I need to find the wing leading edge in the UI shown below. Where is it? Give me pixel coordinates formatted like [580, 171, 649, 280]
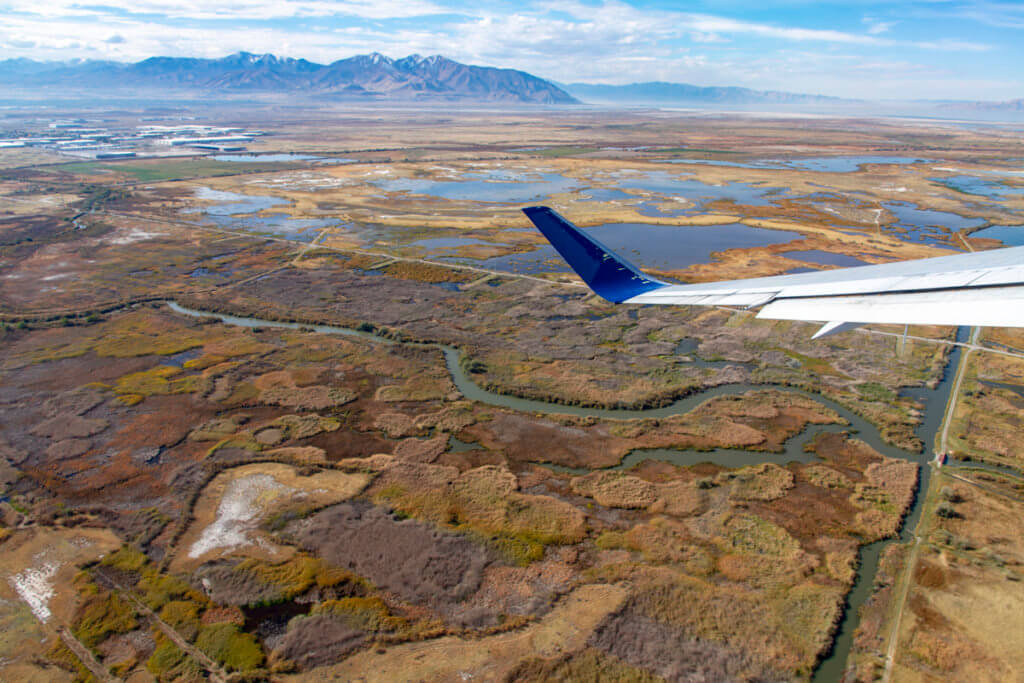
[522, 206, 1024, 337]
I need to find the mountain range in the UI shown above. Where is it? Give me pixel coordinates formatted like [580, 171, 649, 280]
[562, 81, 847, 106]
[0, 52, 578, 104]
[2, 52, 1021, 113]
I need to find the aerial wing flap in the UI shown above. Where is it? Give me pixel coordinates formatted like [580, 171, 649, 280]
[629, 290, 778, 307]
[970, 265, 1024, 287]
[758, 285, 1024, 328]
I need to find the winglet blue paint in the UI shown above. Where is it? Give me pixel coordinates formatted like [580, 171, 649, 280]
[522, 206, 665, 303]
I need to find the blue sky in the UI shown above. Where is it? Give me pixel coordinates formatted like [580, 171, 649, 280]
[2, 0, 1022, 100]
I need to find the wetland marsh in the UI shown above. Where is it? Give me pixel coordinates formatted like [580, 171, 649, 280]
[2, 105, 1024, 682]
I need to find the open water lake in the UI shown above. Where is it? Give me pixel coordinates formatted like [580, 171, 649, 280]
[662, 155, 934, 173]
[446, 221, 804, 274]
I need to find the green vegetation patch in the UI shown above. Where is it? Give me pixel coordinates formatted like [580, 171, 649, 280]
[114, 365, 198, 403]
[72, 580, 138, 649]
[857, 382, 898, 403]
[195, 623, 264, 672]
[101, 544, 149, 573]
[147, 632, 204, 680]
[723, 513, 802, 558]
[373, 464, 586, 565]
[47, 639, 96, 681]
[56, 159, 294, 182]
[137, 566, 207, 612]
[159, 600, 201, 641]
[313, 596, 402, 632]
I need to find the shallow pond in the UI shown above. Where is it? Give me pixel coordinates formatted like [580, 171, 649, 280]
[371, 169, 582, 203]
[187, 187, 289, 215]
[611, 170, 785, 210]
[661, 155, 933, 173]
[934, 174, 1024, 200]
[972, 224, 1024, 245]
[409, 236, 493, 251]
[782, 249, 869, 267]
[183, 186, 338, 241]
[448, 221, 803, 274]
[883, 201, 979, 248]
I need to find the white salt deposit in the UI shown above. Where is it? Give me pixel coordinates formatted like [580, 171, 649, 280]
[108, 229, 164, 244]
[188, 473, 290, 559]
[9, 560, 60, 622]
[192, 187, 250, 201]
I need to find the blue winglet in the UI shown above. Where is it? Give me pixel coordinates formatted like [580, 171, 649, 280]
[522, 206, 666, 303]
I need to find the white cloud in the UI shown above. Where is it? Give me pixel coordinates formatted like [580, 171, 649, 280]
[6, 0, 449, 21]
[864, 19, 895, 35]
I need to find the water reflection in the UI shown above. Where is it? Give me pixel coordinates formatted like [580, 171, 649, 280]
[883, 201, 978, 248]
[371, 169, 582, 203]
[445, 222, 803, 274]
[183, 187, 338, 242]
[782, 249, 869, 267]
[661, 156, 933, 173]
[972, 225, 1024, 245]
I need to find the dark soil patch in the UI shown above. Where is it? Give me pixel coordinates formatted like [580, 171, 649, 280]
[288, 500, 493, 612]
[464, 413, 621, 468]
[273, 613, 366, 670]
[243, 600, 312, 650]
[590, 601, 787, 682]
[312, 426, 392, 461]
[45, 438, 93, 460]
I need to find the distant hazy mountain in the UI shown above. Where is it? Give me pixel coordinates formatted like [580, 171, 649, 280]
[564, 81, 848, 106]
[0, 52, 578, 104]
[952, 98, 1024, 112]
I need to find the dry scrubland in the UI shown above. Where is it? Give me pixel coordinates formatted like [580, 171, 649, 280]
[948, 330, 1024, 470]
[849, 470, 1024, 681]
[0, 105, 1022, 681]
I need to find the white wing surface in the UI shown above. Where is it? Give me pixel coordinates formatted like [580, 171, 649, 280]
[523, 206, 1024, 338]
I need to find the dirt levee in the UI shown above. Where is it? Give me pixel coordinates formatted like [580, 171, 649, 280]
[289, 501, 492, 609]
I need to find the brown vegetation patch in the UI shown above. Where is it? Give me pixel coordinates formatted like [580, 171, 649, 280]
[803, 464, 852, 489]
[301, 583, 628, 681]
[591, 601, 786, 682]
[30, 415, 108, 440]
[374, 411, 419, 438]
[726, 463, 795, 501]
[367, 461, 587, 555]
[393, 435, 447, 463]
[571, 471, 657, 509]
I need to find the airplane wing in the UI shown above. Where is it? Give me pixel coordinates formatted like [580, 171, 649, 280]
[523, 206, 1024, 338]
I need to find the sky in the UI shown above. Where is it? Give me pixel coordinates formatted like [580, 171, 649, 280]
[2, 0, 1023, 101]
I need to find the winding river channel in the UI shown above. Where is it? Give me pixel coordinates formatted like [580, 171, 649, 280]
[166, 300, 963, 679]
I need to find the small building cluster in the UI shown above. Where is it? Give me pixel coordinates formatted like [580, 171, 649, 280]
[0, 118, 266, 159]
